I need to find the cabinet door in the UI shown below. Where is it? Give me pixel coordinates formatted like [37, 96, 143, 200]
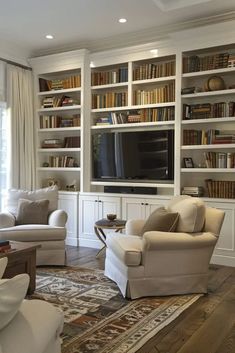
[206, 200, 235, 267]
[79, 195, 99, 247]
[122, 197, 145, 220]
[98, 196, 121, 219]
[145, 198, 168, 218]
[58, 192, 79, 246]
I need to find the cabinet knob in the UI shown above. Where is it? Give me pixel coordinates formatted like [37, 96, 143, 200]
[145, 203, 149, 206]
[99, 200, 102, 203]
[141, 202, 144, 205]
[95, 200, 98, 202]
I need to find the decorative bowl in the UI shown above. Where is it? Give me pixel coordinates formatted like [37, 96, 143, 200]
[107, 214, 117, 221]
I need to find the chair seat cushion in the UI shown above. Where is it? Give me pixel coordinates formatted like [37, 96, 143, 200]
[106, 234, 142, 266]
[0, 225, 66, 242]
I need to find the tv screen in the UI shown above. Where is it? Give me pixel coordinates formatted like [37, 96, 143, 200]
[92, 130, 174, 182]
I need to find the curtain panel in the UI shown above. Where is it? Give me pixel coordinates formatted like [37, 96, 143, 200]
[7, 64, 36, 189]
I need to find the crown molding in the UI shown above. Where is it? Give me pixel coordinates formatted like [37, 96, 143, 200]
[30, 11, 235, 58]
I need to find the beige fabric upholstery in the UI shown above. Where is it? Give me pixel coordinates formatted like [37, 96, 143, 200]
[105, 196, 225, 299]
[0, 187, 67, 266]
[125, 219, 145, 236]
[167, 195, 206, 232]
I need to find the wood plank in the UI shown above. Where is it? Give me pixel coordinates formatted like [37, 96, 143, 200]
[215, 323, 235, 353]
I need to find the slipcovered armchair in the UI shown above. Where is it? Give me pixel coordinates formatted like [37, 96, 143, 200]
[0, 186, 67, 266]
[0, 257, 64, 353]
[105, 196, 225, 299]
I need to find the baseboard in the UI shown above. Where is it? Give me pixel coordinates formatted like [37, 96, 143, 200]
[78, 238, 102, 249]
[211, 254, 235, 267]
[66, 237, 78, 246]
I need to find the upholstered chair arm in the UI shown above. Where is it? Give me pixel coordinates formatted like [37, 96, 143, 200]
[0, 212, 15, 229]
[125, 219, 145, 236]
[0, 257, 8, 279]
[48, 210, 68, 227]
[142, 231, 218, 252]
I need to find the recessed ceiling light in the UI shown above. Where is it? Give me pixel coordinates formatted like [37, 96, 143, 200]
[90, 62, 95, 68]
[46, 34, 54, 39]
[118, 18, 127, 23]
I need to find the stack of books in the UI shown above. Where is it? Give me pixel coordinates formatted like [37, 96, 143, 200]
[0, 240, 11, 252]
[182, 186, 204, 197]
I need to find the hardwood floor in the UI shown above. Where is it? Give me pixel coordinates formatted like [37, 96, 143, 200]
[66, 245, 235, 353]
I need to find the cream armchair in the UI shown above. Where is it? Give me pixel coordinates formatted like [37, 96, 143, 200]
[105, 196, 225, 299]
[0, 187, 67, 266]
[0, 258, 64, 353]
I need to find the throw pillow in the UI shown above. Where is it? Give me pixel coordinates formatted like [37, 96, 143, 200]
[0, 257, 8, 279]
[140, 207, 179, 236]
[16, 198, 49, 225]
[6, 185, 58, 216]
[167, 196, 206, 233]
[0, 273, 29, 330]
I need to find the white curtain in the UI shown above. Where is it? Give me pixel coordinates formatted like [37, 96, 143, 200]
[7, 64, 36, 190]
[0, 61, 7, 210]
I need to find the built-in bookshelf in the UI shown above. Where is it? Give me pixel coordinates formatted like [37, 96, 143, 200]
[181, 44, 235, 199]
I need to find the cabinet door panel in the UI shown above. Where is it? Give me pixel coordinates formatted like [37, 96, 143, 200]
[79, 196, 99, 240]
[99, 196, 121, 219]
[58, 193, 78, 246]
[145, 199, 168, 218]
[122, 198, 145, 220]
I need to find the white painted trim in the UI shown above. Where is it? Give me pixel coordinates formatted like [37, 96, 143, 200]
[211, 254, 235, 267]
[79, 238, 102, 249]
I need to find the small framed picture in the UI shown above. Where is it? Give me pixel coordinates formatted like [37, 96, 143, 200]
[183, 157, 194, 168]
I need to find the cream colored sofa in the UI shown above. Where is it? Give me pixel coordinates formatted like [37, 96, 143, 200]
[0, 187, 67, 266]
[0, 258, 64, 353]
[105, 196, 225, 299]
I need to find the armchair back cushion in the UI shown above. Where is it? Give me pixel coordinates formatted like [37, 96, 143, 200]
[167, 196, 206, 233]
[16, 199, 49, 225]
[0, 273, 29, 330]
[6, 186, 58, 216]
[140, 207, 179, 236]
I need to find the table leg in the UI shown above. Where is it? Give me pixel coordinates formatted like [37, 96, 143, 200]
[94, 227, 107, 258]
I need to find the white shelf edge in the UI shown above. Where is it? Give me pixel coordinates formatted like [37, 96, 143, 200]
[181, 117, 235, 124]
[132, 76, 176, 85]
[181, 144, 235, 150]
[38, 148, 81, 152]
[181, 168, 235, 173]
[182, 67, 235, 78]
[91, 121, 175, 130]
[38, 87, 81, 96]
[38, 127, 81, 132]
[92, 102, 175, 112]
[37, 167, 81, 171]
[91, 82, 128, 89]
[90, 181, 175, 188]
[182, 88, 235, 98]
[37, 105, 81, 113]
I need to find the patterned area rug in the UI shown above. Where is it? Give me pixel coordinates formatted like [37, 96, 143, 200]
[34, 267, 201, 353]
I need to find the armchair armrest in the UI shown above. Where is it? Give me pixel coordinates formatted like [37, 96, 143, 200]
[143, 231, 218, 251]
[0, 212, 15, 229]
[48, 210, 68, 227]
[125, 219, 145, 236]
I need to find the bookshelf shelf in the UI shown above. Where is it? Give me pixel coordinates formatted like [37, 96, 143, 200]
[38, 148, 81, 152]
[181, 144, 235, 150]
[37, 167, 81, 172]
[91, 121, 175, 130]
[181, 168, 235, 173]
[132, 76, 176, 85]
[38, 87, 81, 96]
[38, 127, 81, 132]
[91, 82, 128, 89]
[182, 67, 235, 78]
[91, 102, 175, 113]
[181, 117, 235, 125]
[182, 88, 235, 98]
[37, 105, 81, 113]
[90, 181, 175, 188]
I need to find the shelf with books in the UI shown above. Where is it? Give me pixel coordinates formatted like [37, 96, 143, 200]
[132, 55, 176, 81]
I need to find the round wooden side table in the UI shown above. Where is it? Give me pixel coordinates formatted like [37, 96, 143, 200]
[94, 218, 126, 258]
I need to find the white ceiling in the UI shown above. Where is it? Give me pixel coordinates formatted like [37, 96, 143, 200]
[0, 0, 235, 57]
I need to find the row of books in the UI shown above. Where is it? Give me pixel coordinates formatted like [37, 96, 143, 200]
[205, 179, 235, 199]
[39, 115, 80, 129]
[41, 96, 80, 109]
[204, 152, 235, 168]
[41, 136, 80, 148]
[0, 240, 11, 253]
[183, 102, 235, 120]
[95, 107, 175, 125]
[183, 129, 235, 145]
[91, 67, 128, 86]
[132, 61, 175, 81]
[39, 76, 81, 92]
[92, 92, 128, 109]
[133, 82, 175, 105]
[183, 52, 230, 73]
[46, 156, 78, 168]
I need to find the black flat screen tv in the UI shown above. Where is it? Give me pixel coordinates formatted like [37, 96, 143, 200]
[92, 130, 174, 182]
